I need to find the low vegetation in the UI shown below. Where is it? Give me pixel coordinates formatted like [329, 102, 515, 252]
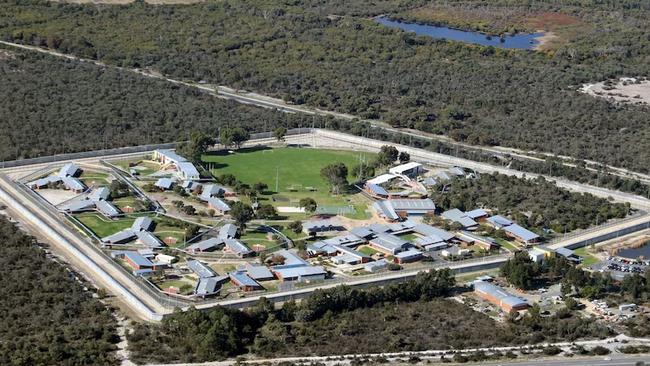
[0, 217, 118, 366]
[128, 269, 455, 363]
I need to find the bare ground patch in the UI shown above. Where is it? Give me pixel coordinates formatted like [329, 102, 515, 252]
[580, 77, 650, 106]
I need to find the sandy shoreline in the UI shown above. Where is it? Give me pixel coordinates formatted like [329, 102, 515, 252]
[534, 31, 558, 50]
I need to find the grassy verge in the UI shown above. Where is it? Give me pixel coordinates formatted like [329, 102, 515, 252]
[574, 246, 600, 267]
[495, 238, 519, 252]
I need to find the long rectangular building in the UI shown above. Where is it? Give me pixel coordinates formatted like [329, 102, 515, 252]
[373, 199, 436, 221]
[369, 233, 410, 255]
[474, 281, 529, 313]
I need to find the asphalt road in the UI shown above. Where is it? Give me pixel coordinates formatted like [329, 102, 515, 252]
[475, 355, 649, 366]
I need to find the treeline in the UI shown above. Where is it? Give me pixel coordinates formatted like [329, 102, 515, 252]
[431, 172, 630, 233]
[1, 0, 649, 172]
[0, 47, 323, 161]
[347, 122, 650, 198]
[128, 264, 614, 362]
[127, 269, 455, 363]
[0, 217, 118, 366]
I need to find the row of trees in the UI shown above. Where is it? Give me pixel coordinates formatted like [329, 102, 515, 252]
[128, 261, 617, 362]
[319, 145, 411, 192]
[2, 43, 648, 201]
[128, 268, 455, 363]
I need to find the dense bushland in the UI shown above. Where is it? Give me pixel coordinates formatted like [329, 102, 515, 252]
[0, 217, 118, 366]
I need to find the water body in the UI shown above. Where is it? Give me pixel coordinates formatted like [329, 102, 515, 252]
[376, 17, 543, 50]
[618, 244, 650, 260]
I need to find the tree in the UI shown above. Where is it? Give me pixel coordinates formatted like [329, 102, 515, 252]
[181, 205, 196, 215]
[253, 182, 268, 194]
[109, 179, 128, 199]
[256, 204, 277, 219]
[377, 145, 399, 166]
[230, 201, 254, 228]
[564, 296, 578, 310]
[298, 197, 317, 213]
[351, 163, 375, 181]
[399, 151, 410, 163]
[185, 224, 200, 238]
[320, 163, 349, 194]
[500, 251, 540, 290]
[178, 131, 213, 163]
[220, 127, 250, 149]
[288, 220, 303, 234]
[273, 127, 287, 142]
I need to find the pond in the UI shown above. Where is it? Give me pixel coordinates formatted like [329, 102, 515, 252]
[617, 243, 650, 260]
[375, 17, 543, 50]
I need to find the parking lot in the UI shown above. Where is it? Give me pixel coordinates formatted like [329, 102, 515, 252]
[593, 256, 649, 280]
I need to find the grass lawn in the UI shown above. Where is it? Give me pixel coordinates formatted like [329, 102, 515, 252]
[241, 230, 275, 241]
[75, 212, 137, 237]
[495, 238, 519, 252]
[455, 269, 499, 283]
[574, 247, 600, 266]
[397, 232, 420, 242]
[203, 147, 374, 210]
[262, 280, 280, 292]
[114, 158, 161, 176]
[157, 279, 195, 295]
[75, 212, 188, 244]
[342, 194, 373, 220]
[358, 245, 380, 256]
[113, 196, 147, 211]
[154, 227, 186, 246]
[210, 263, 237, 275]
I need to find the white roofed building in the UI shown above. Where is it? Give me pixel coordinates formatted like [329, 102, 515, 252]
[152, 149, 201, 181]
[389, 162, 423, 178]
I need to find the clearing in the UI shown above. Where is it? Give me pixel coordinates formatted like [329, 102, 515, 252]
[580, 78, 650, 105]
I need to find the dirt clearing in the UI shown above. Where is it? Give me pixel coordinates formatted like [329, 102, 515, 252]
[580, 77, 650, 105]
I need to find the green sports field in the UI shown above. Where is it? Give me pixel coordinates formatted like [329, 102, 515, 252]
[204, 147, 373, 192]
[203, 147, 375, 213]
